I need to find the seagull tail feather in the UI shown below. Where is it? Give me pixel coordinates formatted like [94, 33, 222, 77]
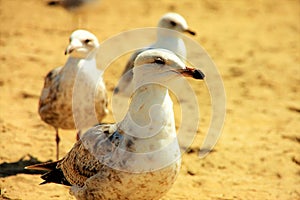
[40, 169, 72, 186]
[25, 160, 60, 171]
[26, 160, 71, 186]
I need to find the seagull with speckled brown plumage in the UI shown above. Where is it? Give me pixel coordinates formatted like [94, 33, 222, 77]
[27, 49, 205, 200]
[38, 29, 108, 160]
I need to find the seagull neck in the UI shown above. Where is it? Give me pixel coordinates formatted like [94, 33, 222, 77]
[156, 33, 181, 46]
[157, 28, 181, 39]
[67, 56, 82, 62]
[155, 31, 186, 58]
[128, 84, 170, 125]
[85, 49, 98, 60]
[64, 56, 96, 69]
[62, 57, 82, 73]
[59, 57, 97, 85]
[119, 84, 176, 141]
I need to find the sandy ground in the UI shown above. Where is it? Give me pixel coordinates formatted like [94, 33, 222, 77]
[0, 0, 300, 199]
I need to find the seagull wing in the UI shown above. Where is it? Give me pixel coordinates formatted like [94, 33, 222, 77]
[26, 123, 122, 187]
[115, 47, 150, 96]
[38, 67, 62, 124]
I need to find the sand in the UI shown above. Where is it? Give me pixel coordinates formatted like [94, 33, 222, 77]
[0, 0, 299, 199]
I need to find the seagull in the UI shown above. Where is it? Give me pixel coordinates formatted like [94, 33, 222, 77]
[46, 0, 100, 28]
[27, 49, 205, 200]
[46, 0, 99, 11]
[38, 29, 108, 160]
[114, 12, 196, 96]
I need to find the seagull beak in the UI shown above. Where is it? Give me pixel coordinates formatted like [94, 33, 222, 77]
[64, 39, 83, 55]
[178, 66, 205, 79]
[184, 29, 196, 36]
[65, 46, 73, 55]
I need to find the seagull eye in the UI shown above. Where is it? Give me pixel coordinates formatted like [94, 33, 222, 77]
[170, 21, 177, 26]
[84, 39, 92, 44]
[154, 58, 165, 65]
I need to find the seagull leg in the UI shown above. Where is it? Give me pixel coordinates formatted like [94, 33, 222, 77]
[76, 130, 81, 141]
[55, 128, 60, 160]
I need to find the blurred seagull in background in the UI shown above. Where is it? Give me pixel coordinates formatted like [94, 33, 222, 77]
[46, 0, 99, 11]
[46, 0, 100, 28]
[114, 12, 196, 96]
[27, 49, 205, 200]
[38, 29, 108, 160]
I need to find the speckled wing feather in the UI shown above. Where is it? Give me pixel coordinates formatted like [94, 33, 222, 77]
[116, 48, 149, 95]
[39, 67, 62, 107]
[123, 50, 141, 76]
[27, 123, 121, 187]
[59, 123, 124, 187]
[122, 48, 150, 78]
[38, 60, 108, 130]
[38, 67, 64, 128]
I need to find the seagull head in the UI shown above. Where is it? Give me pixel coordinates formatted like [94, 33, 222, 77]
[65, 29, 100, 59]
[157, 12, 196, 36]
[133, 49, 204, 86]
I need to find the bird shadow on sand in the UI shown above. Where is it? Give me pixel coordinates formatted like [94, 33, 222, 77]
[0, 154, 51, 178]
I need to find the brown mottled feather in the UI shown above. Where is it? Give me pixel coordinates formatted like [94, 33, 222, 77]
[38, 64, 108, 130]
[27, 123, 180, 200]
[38, 67, 64, 129]
[27, 124, 116, 186]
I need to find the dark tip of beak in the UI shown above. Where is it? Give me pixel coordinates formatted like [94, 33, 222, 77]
[185, 29, 196, 36]
[65, 48, 73, 55]
[180, 67, 205, 80]
[193, 69, 205, 79]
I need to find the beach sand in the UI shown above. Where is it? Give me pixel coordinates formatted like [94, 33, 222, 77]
[0, 0, 299, 199]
